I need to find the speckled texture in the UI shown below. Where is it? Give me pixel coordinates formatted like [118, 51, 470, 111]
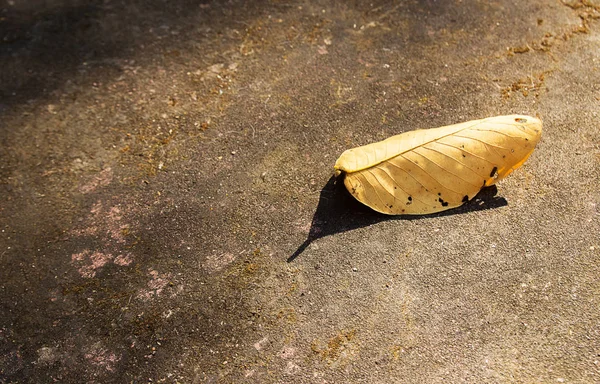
[1, 0, 599, 383]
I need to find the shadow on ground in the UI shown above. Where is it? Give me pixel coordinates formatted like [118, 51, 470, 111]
[0, 0, 273, 110]
[289, 176, 507, 261]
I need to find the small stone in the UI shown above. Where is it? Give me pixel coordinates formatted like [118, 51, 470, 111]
[352, 267, 358, 272]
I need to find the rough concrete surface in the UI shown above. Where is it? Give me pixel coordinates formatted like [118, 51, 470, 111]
[1, 0, 599, 383]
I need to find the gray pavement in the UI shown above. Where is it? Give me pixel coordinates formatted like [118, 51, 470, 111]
[1, 0, 599, 383]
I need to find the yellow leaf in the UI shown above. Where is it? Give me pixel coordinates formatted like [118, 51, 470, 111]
[334, 115, 542, 215]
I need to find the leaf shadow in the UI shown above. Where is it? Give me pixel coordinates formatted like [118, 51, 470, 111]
[288, 175, 508, 262]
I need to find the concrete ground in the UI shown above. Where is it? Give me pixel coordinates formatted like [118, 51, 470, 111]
[1, 0, 599, 383]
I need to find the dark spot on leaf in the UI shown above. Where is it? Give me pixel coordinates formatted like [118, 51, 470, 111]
[490, 166, 498, 177]
[462, 154, 466, 158]
[438, 197, 449, 207]
[437, 192, 441, 196]
[462, 195, 469, 203]
[408, 196, 412, 201]
[525, 138, 529, 141]
[502, 155, 506, 158]
[401, 209, 405, 213]
[394, 186, 397, 189]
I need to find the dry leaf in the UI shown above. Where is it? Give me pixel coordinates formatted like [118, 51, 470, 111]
[334, 115, 542, 215]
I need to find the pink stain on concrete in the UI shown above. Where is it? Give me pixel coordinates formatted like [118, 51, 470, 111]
[76, 251, 113, 278]
[85, 204, 127, 244]
[113, 253, 133, 266]
[108, 206, 122, 223]
[71, 250, 134, 278]
[147, 270, 168, 292]
[294, 219, 313, 234]
[69, 198, 137, 274]
[70, 226, 99, 237]
[107, 224, 128, 244]
[90, 251, 112, 268]
[137, 269, 172, 300]
[71, 250, 88, 262]
[203, 252, 236, 273]
[84, 343, 121, 373]
[79, 167, 113, 194]
[91, 201, 103, 215]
